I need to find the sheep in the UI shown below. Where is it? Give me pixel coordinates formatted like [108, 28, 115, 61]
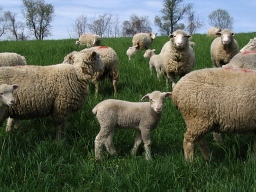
[132, 32, 157, 50]
[207, 27, 221, 37]
[75, 34, 101, 47]
[0, 49, 104, 139]
[63, 46, 119, 96]
[210, 29, 239, 67]
[126, 45, 138, 60]
[143, 49, 165, 80]
[92, 90, 172, 161]
[0, 52, 26, 66]
[161, 41, 195, 54]
[0, 84, 19, 126]
[240, 37, 256, 53]
[172, 67, 256, 161]
[161, 29, 195, 88]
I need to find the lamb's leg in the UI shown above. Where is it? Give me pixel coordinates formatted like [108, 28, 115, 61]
[95, 82, 99, 96]
[6, 118, 20, 132]
[141, 129, 152, 160]
[197, 138, 211, 161]
[94, 127, 117, 160]
[131, 130, 142, 156]
[54, 119, 67, 140]
[113, 80, 117, 97]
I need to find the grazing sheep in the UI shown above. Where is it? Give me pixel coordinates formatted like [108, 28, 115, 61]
[75, 34, 101, 47]
[64, 46, 119, 96]
[0, 52, 26, 66]
[172, 67, 256, 161]
[126, 45, 138, 60]
[162, 29, 195, 88]
[189, 41, 196, 49]
[143, 49, 166, 80]
[207, 27, 221, 37]
[93, 91, 172, 160]
[1, 50, 104, 139]
[210, 29, 239, 67]
[132, 32, 157, 50]
[0, 84, 18, 126]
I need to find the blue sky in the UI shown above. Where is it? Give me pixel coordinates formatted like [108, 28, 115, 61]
[1, 0, 256, 39]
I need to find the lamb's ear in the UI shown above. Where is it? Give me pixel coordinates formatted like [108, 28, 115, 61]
[141, 94, 149, 101]
[169, 34, 174, 38]
[12, 84, 19, 90]
[163, 92, 172, 98]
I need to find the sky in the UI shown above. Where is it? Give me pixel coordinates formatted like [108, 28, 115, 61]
[1, 0, 256, 40]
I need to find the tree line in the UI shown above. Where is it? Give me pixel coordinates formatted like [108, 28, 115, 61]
[0, 0, 234, 40]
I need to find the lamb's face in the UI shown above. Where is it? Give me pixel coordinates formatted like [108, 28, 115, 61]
[143, 49, 155, 58]
[141, 91, 172, 114]
[0, 84, 19, 107]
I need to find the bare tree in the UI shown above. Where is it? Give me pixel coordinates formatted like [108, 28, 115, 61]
[0, 7, 8, 37]
[73, 14, 87, 38]
[154, 0, 192, 35]
[88, 13, 112, 37]
[122, 14, 152, 36]
[186, 9, 204, 34]
[22, 0, 54, 40]
[112, 15, 121, 37]
[4, 11, 29, 40]
[208, 9, 233, 29]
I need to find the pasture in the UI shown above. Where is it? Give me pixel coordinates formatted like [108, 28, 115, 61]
[0, 32, 256, 190]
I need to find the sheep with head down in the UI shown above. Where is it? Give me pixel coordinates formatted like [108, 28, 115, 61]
[132, 32, 157, 50]
[0, 52, 26, 66]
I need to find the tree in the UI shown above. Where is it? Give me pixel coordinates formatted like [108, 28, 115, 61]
[4, 11, 29, 40]
[22, 0, 54, 40]
[186, 9, 204, 34]
[0, 7, 8, 37]
[208, 9, 233, 29]
[154, 0, 192, 35]
[87, 13, 112, 37]
[73, 14, 87, 38]
[122, 14, 152, 36]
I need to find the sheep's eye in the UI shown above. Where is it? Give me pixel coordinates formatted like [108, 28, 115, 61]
[0, 92, 3, 95]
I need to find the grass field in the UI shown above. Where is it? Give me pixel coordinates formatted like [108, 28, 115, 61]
[0, 32, 256, 190]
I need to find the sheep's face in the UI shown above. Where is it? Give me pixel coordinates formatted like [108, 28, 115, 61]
[216, 31, 234, 45]
[170, 32, 191, 49]
[150, 33, 157, 40]
[141, 91, 172, 114]
[240, 38, 256, 53]
[0, 84, 19, 107]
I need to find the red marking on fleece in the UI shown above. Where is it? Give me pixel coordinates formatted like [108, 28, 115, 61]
[241, 51, 256, 54]
[98, 46, 109, 49]
[223, 66, 256, 73]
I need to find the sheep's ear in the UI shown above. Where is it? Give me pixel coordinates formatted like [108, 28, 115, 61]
[186, 35, 191, 38]
[141, 94, 149, 101]
[231, 33, 234, 36]
[90, 51, 97, 59]
[169, 34, 174, 38]
[215, 32, 221, 37]
[12, 84, 19, 90]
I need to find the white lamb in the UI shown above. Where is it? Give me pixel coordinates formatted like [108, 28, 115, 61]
[210, 28, 239, 67]
[75, 34, 101, 47]
[161, 29, 195, 88]
[132, 32, 157, 50]
[92, 91, 172, 161]
[143, 49, 166, 80]
[0, 52, 26, 66]
[207, 27, 221, 37]
[126, 45, 138, 60]
[0, 84, 19, 126]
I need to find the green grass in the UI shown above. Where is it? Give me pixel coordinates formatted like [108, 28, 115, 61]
[1, 32, 256, 190]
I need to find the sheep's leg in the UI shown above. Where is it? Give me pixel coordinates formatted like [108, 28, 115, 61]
[95, 82, 99, 96]
[141, 129, 152, 160]
[55, 120, 67, 140]
[183, 133, 195, 161]
[6, 118, 20, 132]
[131, 130, 142, 156]
[212, 132, 224, 145]
[250, 134, 256, 158]
[197, 138, 211, 160]
[113, 80, 117, 97]
[149, 66, 153, 76]
[167, 72, 176, 89]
